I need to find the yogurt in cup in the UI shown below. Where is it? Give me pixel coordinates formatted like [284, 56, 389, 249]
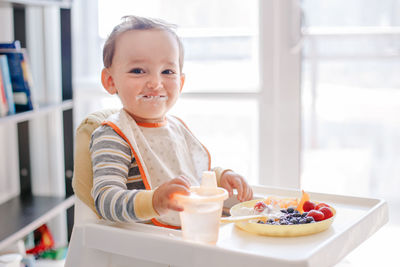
[175, 172, 228, 244]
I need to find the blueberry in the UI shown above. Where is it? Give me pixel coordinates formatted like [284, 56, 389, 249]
[287, 207, 295, 213]
[301, 212, 308, 217]
[293, 213, 301, 217]
[281, 209, 288, 213]
[306, 217, 314, 223]
[299, 219, 307, 224]
[267, 219, 274, 224]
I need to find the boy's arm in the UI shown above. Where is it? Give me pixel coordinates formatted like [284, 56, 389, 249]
[134, 190, 158, 219]
[212, 166, 232, 186]
[213, 167, 253, 201]
[90, 125, 158, 222]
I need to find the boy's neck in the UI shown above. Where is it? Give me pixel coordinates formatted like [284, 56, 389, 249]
[124, 109, 167, 125]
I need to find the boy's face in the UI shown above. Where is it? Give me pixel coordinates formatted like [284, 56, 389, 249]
[102, 29, 184, 123]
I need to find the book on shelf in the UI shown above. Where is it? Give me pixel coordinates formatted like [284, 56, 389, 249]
[0, 55, 16, 115]
[0, 40, 21, 50]
[0, 67, 9, 117]
[0, 41, 35, 113]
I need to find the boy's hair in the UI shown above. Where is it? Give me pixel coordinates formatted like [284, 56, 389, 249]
[103, 15, 184, 71]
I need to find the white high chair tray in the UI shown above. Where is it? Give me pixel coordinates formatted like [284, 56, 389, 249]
[81, 186, 388, 267]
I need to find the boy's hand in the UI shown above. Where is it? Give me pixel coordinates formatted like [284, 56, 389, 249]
[153, 176, 191, 215]
[220, 171, 253, 202]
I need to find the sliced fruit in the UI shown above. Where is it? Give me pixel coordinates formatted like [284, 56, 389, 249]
[307, 209, 325, 221]
[302, 200, 316, 212]
[296, 190, 310, 213]
[280, 198, 299, 209]
[319, 207, 334, 219]
[263, 196, 278, 206]
[254, 201, 267, 212]
[263, 196, 298, 209]
[315, 203, 330, 210]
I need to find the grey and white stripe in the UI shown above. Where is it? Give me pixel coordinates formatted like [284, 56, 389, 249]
[90, 125, 145, 222]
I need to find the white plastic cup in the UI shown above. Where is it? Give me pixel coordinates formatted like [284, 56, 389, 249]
[175, 186, 228, 244]
[0, 254, 22, 267]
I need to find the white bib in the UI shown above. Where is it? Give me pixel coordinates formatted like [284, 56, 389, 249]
[104, 109, 210, 226]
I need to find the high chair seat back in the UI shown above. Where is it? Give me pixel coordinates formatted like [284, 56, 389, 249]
[71, 109, 118, 222]
[66, 109, 168, 267]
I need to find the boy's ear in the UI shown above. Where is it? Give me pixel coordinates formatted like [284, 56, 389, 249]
[179, 73, 185, 93]
[101, 68, 117, 94]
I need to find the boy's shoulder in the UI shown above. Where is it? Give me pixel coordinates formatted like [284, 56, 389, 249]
[90, 124, 131, 153]
[91, 124, 123, 140]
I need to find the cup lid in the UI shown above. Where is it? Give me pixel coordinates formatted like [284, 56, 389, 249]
[174, 186, 228, 204]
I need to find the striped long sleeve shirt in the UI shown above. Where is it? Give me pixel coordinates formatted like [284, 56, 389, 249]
[90, 125, 157, 222]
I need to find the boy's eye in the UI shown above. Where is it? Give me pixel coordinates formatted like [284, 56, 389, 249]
[162, 69, 175, 74]
[130, 68, 144, 74]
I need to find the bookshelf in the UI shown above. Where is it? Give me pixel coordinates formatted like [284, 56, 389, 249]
[0, 0, 74, 252]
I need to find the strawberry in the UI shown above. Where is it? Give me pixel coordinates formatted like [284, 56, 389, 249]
[302, 200, 316, 212]
[319, 207, 334, 219]
[315, 203, 330, 210]
[254, 201, 267, 212]
[307, 209, 325, 221]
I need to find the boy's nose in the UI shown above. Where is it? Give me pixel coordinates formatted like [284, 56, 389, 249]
[146, 75, 163, 90]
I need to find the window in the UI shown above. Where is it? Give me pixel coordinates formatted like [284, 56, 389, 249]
[300, 0, 400, 225]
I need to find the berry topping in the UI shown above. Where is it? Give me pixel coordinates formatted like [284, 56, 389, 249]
[315, 203, 330, 210]
[305, 217, 315, 223]
[302, 200, 316, 212]
[286, 207, 295, 213]
[254, 193, 335, 226]
[254, 201, 267, 212]
[307, 210, 325, 221]
[319, 207, 334, 219]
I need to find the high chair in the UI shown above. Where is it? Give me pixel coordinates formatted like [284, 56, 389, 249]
[65, 110, 169, 267]
[63, 110, 384, 267]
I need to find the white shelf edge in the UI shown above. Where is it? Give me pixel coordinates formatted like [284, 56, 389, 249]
[0, 99, 73, 124]
[0, 0, 72, 8]
[0, 194, 75, 251]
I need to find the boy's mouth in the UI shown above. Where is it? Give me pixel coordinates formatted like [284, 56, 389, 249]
[136, 95, 168, 102]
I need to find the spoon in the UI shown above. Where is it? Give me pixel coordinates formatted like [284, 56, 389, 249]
[220, 214, 268, 224]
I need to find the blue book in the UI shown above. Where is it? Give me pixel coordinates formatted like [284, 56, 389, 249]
[0, 55, 16, 115]
[0, 40, 21, 50]
[0, 48, 34, 112]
